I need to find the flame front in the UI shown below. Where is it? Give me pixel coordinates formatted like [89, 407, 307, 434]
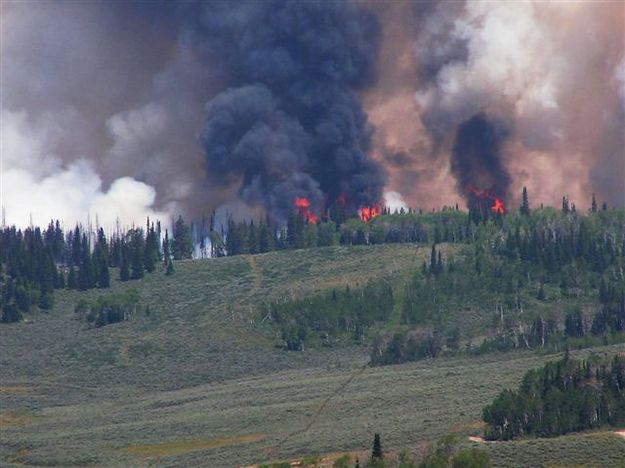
[358, 204, 381, 222]
[294, 197, 318, 223]
[467, 185, 506, 215]
[491, 198, 505, 215]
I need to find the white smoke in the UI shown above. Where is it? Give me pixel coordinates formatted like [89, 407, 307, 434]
[411, 0, 624, 208]
[1, 109, 167, 228]
[383, 190, 408, 213]
[0, 1, 214, 229]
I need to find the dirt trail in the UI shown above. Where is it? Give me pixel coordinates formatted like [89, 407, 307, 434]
[615, 430, 625, 438]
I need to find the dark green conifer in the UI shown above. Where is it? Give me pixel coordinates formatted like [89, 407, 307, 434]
[67, 266, 77, 289]
[520, 186, 530, 215]
[166, 258, 174, 276]
[371, 433, 383, 459]
[172, 215, 193, 260]
[130, 229, 145, 279]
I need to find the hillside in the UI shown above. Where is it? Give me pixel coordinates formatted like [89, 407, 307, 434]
[2, 242, 625, 467]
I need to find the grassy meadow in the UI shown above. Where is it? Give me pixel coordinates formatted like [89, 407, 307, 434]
[2, 243, 624, 467]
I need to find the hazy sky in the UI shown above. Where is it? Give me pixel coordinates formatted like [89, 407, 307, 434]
[1, 0, 623, 228]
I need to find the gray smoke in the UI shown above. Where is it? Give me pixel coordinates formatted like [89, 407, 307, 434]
[451, 113, 512, 202]
[409, 0, 625, 208]
[196, 0, 386, 220]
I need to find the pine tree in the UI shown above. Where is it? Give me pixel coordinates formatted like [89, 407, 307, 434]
[371, 433, 383, 460]
[520, 186, 530, 215]
[144, 221, 159, 273]
[67, 266, 77, 289]
[166, 258, 175, 276]
[163, 229, 171, 264]
[78, 233, 96, 290]
[591, 193, 598, 213]
[562, 196, 570, 214]
[71, 226, 82, 266]
[172, 215, 193, 260]
[258, 222, 274, 253]
[95, 228, 110, 288]
[1, 303, 21, 323]
[130, 229, 145, 279]
[247, 220, 258, 254]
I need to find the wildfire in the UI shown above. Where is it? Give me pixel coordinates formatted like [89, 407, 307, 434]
[467, 185, 506, 215]
[294, 197, 318, 223]
[358, 204, 381, 222]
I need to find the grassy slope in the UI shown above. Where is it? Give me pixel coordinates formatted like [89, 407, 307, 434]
[1, 243, 624, 467]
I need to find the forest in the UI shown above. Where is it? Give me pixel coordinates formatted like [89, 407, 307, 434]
[0, 216, 192, 323]
[262, 279, 394, 350]
[483, 354, 625, 440]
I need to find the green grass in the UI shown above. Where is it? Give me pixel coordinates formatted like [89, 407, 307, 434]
[1, 243, 623, 467]
[484, 431, 625, 467]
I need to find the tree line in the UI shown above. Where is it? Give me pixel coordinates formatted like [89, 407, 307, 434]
[222, 188, 619, 256]
[0, 216, 194, 322]
[483, 353, 625, 440]
[262, 279, 394, 350]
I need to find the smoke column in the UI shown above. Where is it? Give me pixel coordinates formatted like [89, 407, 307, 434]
[367, 0, 624, 209]
[196, 0, 386, 220]
[3, 0, 623, 229]
[451, 113, 511, 202]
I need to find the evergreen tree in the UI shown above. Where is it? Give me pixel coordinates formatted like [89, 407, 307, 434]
[77, 234, 96, 290]
[95, 228, 110, 288]
[162, 229, 171, 264]
[520, 186, 530, 215]
[71, 226, 82, 266]
[38, 290, 54, 310]
[430, 244, 437, 275]
[130, 229, 145, 279]
[258, 222, 274, 253]
[166, 258, 175, 276]
[371, 433, 383, 460]
[562, 196, 570, 214]
[247, 220, 259, 254]
[1, 303, 21, 323]
[67, 266, 77, 289]
[172, 215, 193, 260]
[97, 261, 110, 288]
[591, 193, 598, 213]
[144, 221, 160, 273]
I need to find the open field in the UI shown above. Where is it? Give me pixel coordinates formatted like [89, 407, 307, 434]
[2, 244, 624, 467]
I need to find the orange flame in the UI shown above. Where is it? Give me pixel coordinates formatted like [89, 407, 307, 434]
[358, 204, 381, 222]
[466, 185, 506, 215]
[294, 197, 318, 223]
[491, 198, 505, 215]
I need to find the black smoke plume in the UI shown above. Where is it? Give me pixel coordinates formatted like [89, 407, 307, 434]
[197, 0, 386, 220]
[451, 113, 512, 204]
